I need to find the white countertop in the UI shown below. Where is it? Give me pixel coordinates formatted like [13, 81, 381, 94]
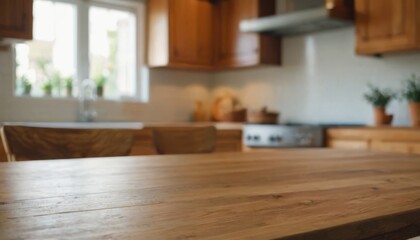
[141, 122, 244, 130]
[1, 122, 144, 129]
[1, 122, 243, 130]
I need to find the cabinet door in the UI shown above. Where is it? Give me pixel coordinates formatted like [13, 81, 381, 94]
[215, 129, 243, 152]
[0, 0, 33, 39]
[168, 0, 214, 69]
[216, 0, 260, 68]
[327, 139, 370, 150]
[356, 0, 419, 55]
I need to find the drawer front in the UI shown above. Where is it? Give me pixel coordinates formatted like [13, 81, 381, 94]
[130, 128, 243, 155]
[327, 140, 369, 150]
[215, 141, 242, 153]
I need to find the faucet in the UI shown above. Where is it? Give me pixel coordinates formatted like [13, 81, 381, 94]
[78, 78, 97, 122]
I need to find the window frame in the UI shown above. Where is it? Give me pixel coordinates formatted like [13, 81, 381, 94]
[13, 0, 147, 103]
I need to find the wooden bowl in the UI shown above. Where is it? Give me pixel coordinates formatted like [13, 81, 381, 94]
[221, 109, 247, 123]
[247, 109, 279, 124]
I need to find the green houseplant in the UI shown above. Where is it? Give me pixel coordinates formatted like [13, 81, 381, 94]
[20, 76, 32, 96]
[95, 75, 107, 98]
[64, 77, 73, 97]
[50, 72, 67, 97]
[402, 74, 420, 126]
[42, 81, 53, 96]
[364, 84, 396, 126]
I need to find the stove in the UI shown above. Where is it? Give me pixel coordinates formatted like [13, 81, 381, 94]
[244, 124, 324, 148]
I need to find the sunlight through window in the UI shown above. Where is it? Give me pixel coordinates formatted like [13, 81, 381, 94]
[89, 6, 137, 99]
[14, 0, 144, 102]
[15, 0, 76, 98]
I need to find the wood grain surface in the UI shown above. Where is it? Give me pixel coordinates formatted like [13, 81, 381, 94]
[0, 134, 6, 162]
[1, 126, 135, 161]
[355, 0, 420, 55]
[129, 128, 242, 156]
[327, 127, 420, 154]
[1, 149, 420, 239]
[0, 0, 33, 40]
[153, 126, 217, 154]
[0, 126, 242, 161]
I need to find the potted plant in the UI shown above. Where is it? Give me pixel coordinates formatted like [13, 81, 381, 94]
[50, 72, 63, 97]
[65, 77, 73, 97]
[21, 76, 32, 96]
[95, 75, 107, 98]
[402, 74, 420, 126]
[364, 84, 395, 126]
[42, 81, 53, 96]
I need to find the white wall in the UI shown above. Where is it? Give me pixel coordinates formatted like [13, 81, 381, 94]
[2, 27, 420, 125]
[211, 28, 420, 126]
[0, 47, 212, 122]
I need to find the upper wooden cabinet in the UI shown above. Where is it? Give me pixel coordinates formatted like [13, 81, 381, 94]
[0, 0, 33, 40]
[216, 0, 281, 68]
[148, 0, 214, 69]
[169, 0, 215, 69]
[356, 0, 420, 55]
[147, 0, 281, 70]
[148, 0, 214, 70]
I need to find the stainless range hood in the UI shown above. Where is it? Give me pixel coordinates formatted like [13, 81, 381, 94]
[240, 0, 354, 36]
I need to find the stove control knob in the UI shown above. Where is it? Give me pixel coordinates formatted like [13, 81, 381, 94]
[269, 136, 283, 142]
[246, 135, 253, 141]
[253, 135, 260, 141]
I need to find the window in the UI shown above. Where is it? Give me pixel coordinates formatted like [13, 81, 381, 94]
[16, 0, 77, 97]
[89, 5, 137, 99]
[15, 0, 144, 101]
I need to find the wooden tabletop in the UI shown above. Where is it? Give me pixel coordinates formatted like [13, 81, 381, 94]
[1, 149, 420, 240]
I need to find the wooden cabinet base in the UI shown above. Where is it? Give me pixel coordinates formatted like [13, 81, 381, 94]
[327, 127, 420, 154]
[0, 126, 243, 161]
[0, 137, 6, 162]
[130, 127, 242, 155]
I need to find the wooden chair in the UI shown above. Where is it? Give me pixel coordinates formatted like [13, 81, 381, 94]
[152, 126, 217, 155]
[0, 126, 135, 161]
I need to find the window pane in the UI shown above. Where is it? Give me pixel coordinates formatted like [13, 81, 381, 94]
[89, 6, 137, 99]
[15, 0, 77, 98]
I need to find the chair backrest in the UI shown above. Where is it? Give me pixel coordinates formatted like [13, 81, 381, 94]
[0, 126, 135, 161]
[152, 126, 217, 155]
